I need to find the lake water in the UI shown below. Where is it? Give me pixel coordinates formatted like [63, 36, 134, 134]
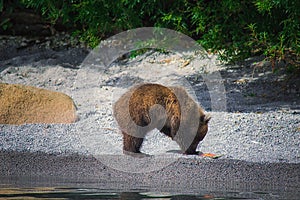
[0, 186, 293, 200]
[1, 172, 298, 200]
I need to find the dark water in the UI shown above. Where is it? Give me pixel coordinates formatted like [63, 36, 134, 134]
[0, 186, 289, 200]
[0, 175, 297, 200]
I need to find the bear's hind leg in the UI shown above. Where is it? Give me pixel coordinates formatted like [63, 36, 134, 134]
[122, 131, 149, 157]
[122, 131, 143, 153]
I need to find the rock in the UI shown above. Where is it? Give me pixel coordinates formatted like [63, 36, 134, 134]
[0, 83, 77, 124]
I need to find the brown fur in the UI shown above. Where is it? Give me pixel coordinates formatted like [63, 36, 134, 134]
[113, 83, 210, 156]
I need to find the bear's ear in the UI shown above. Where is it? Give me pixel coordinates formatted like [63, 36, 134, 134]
[200, 114, 211, 124]
[205, 115, 211, 124]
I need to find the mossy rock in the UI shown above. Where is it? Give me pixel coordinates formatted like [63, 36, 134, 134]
[0, 83, 77, 124]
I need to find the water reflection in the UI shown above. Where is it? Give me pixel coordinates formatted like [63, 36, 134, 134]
[0, 186, 283, 200]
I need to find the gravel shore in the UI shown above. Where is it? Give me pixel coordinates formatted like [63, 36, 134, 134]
[0, 35, 299, 197]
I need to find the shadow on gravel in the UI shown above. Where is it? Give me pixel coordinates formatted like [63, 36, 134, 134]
[187, 66, 300, 113]
[0, 41, 89, 72]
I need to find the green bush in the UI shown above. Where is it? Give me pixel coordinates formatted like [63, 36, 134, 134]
[1, 0, 299, 69]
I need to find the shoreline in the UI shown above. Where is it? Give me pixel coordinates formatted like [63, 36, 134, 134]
[1, 150, 299, 192]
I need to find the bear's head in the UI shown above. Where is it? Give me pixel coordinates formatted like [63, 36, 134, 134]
[184, 110, 211, 154]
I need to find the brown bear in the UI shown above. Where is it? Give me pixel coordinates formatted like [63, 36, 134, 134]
[113, 83, 210, 156]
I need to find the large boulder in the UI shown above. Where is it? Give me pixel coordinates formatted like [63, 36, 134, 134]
[0, 83, 77, 124]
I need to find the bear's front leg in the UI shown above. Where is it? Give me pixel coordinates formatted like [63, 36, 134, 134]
[184, 140, 201, 155]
